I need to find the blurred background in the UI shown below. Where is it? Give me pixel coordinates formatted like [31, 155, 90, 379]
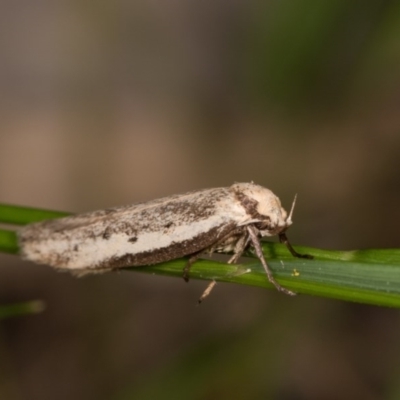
[1, 1, 400, 399]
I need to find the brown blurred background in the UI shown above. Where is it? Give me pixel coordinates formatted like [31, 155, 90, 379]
[1, 1, 400, 399]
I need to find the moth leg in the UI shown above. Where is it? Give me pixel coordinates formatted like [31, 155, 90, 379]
[184, 230, 240, 280]
[183, 251, 202, 282]
[198, 280, 217, 304]
[279, 233, 313, 259]
[247, 225, 296, 296]
[227, 233, 250, 264]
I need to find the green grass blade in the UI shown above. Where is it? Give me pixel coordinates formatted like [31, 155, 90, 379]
[133, 243, 400, 308]
[1, 203, 400, 308]
[0, 300, 46, 320]
[0, 203, 70, 254]
[0, 203, 70, 225]
[0, 229, 19, 254]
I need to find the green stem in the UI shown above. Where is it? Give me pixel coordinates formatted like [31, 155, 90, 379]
[1, 203, 400, 308]
[133, 244, 400, 308]
[0, 203, 70, 225]
[0, 300, 45, 320]
[0, 229, 19, 254]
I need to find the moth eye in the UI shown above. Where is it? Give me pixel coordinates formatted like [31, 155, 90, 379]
[255, 221, 270, 231]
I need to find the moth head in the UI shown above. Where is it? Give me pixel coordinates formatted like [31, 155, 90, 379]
[233, 183, 296, 237]
[257, 193, 296, 237]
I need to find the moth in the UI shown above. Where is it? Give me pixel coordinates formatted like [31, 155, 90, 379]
[18, 182, 312, 298]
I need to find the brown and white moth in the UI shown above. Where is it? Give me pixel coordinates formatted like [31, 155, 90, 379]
[18, 182, 312, 298]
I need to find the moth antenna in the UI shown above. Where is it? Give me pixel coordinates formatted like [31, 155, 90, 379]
[287, 194, 297, 224]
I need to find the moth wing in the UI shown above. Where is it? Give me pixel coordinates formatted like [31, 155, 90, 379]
[18, 187, 244, 273]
